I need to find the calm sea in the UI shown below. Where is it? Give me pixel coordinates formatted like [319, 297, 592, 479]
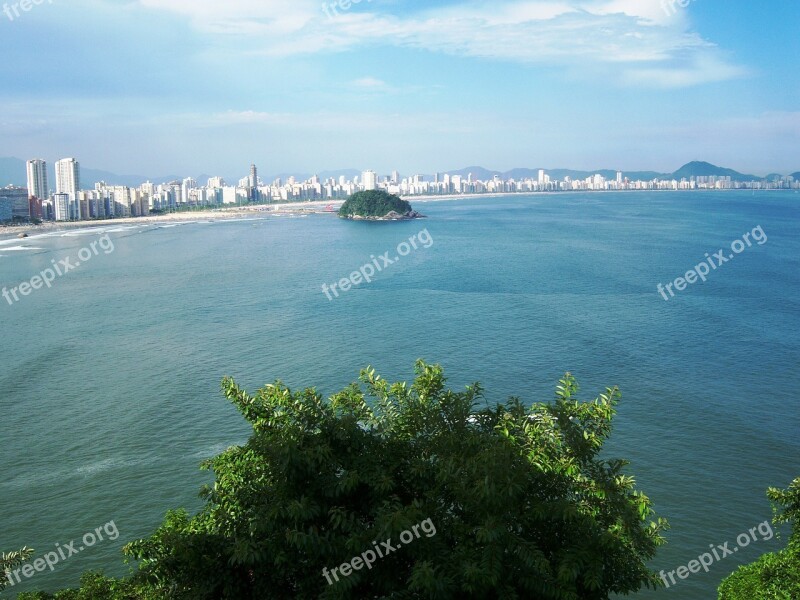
[1, 191, 798, 598]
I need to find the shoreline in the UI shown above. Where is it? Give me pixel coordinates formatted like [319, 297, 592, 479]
[1, 188, 794, 239]
[0, 202, 344, 238]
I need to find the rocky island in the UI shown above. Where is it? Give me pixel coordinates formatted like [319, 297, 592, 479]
[338, 190, 426, 221]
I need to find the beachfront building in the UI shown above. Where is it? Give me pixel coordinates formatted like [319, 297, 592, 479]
[56, 158, 81, 218]
[26, 159, 48, 200]
[0, 186, 31, 221]
[53, 193, 70, 221]
[0, 197, 12, 222]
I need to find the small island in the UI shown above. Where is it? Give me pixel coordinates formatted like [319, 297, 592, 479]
[338, 190, 426, 221]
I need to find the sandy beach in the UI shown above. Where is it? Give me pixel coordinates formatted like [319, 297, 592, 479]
[0, 200, 348, 239]
[0, 193, 499, 239]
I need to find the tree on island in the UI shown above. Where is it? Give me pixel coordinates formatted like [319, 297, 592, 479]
[718, 476, 800, 599]
[338, 190, 413, 219]
[18, 362, 668, 599]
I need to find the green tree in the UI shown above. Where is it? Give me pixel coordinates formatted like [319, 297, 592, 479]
[121, 361, 666, 599]
[1, 547, 33, 592]
[338, 190, 412, 218]
[718, 477, 800, 599]
[16, 572, 159, 600]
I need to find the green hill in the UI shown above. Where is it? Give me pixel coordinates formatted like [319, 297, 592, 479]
[672, 161, 759, 182]
[338, 190, 415, 220]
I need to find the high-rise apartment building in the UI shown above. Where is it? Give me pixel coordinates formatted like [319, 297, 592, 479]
[247, 164, 259, 202]
[0, 186, 31, 221]
[55, 158, 80, 199]
[26, 159, 48, 200]
[55, 158, 81, 219]
[362, 170, 377, 190]
[53, 193, 70, 221]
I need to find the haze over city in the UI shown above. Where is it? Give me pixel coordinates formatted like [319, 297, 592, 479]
[1, 0, 798, 176]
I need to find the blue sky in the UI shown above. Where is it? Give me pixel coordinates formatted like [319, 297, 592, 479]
[1, 0, 798, 178]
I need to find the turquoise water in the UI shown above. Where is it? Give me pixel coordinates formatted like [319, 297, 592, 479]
[1, 191, 798, 598]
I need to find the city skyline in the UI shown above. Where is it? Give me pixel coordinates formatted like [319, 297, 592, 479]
[2, 154, 798, 192]
[0, 1, 798, 177]
[4, 156, 797, 224]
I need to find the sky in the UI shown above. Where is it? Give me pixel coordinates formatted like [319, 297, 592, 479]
[0, 0, 798, 179]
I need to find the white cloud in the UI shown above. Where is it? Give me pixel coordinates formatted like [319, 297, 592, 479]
[128, 0, 745, 89]
[130, 0, 746, 88]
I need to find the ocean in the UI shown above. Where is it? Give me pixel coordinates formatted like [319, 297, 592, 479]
[1, 191, 798, 598]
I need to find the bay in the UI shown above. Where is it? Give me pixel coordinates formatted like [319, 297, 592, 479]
[1, 191, 798, 598]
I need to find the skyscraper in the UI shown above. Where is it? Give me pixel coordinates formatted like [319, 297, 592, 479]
[26, 159, 48, 200]
[249, 164, 258, 188]
[248, 164, 258, 202]
[53, 193, 70, 221]
[56, 158, 81, 220]
[55, 158, 80, 199]
[362, 170, 377, 191]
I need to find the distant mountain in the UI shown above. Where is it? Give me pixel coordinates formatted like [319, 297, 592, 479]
[0, 157, 183, 189]
[443, 166, 500, 181]
[81, 168, 184, 188]
[1, 157, 784, 189]
[261, 169, 367, 183]
[791, 172, 800, 180]
[318, 169, 361, 181]
[546, 168, 669, 181]
[671, 161, 759, 182]
[270, 172, 311, 182]
[502, 168, 539, 180]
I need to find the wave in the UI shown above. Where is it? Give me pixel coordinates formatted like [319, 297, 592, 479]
[103, 227, 141, 233]
[61, 229, 110, 237]
[0, 232, 59, 244]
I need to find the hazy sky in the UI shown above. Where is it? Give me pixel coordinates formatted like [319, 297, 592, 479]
[1, 0, 798, 178]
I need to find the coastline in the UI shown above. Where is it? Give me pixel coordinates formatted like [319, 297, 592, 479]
[0, 201, 344, 239]
[1, 188, 793, 240]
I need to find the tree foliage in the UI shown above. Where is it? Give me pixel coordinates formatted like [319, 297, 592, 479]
[14, 362, 668, 599]
[338, 190, 412, 218]
[718, 477, 800, 600]
[124, 362, 665, 598]
[16, 572, 160, 600]
[1, 547, 34, 591]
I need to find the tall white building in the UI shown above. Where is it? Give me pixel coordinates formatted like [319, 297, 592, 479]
[26, 159, 48, 200]
[181, 178, 197, 204]
[53, 193, 70, 221]
[362, 170, 377, 191]
[55, 158, 80, 201]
